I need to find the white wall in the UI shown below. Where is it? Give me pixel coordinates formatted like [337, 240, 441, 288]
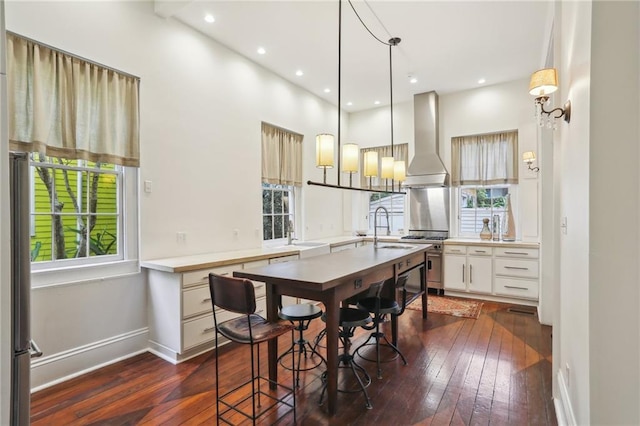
[554, 1, 640, 424]
[5, 0, 346, 389]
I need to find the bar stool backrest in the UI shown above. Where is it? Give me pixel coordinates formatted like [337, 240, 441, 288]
[396, 273, 410, 316]
[209, 273, 256, 315]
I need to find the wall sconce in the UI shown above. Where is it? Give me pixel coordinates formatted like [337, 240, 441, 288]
[529, 67, 571, 128]
[522, 151, 539, 172]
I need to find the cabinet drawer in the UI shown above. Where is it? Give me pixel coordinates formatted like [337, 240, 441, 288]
[494, 277, 539, 300]
[444, 245, 467, 255]
[397, 253, 425, 274]
[467, 247, 492, 256]
[183, 285, 213, 319]
[182, 265, 238, 288]
[494, 258, 539, 279]
[494, 247, 539, 259]
[269, 255, 299, 264]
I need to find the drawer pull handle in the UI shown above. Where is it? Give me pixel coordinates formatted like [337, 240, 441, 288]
[505, 285, 528, 290]
[504, 251, 528, 255]
[462, 264, 465, 283]
[202, 298, 211, 303]
[474, 250, 487, 253]
[203, 326, 216, 333]
[451, 249, 461, 253]
[470, 265, 473, 283]
[504, 266, 529, 270]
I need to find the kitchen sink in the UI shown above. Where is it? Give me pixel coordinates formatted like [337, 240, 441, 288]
[377, 244, 413, 250]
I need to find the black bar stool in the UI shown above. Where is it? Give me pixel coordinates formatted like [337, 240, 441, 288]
[277, 303, 327, 388]
[208, 273, 296, 425]
[354, 274, 410, 379]
[318, 301, 375, 409]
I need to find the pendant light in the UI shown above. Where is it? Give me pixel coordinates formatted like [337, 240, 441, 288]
[307, 0, 405, 195]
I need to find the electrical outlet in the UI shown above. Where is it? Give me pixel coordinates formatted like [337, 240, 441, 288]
[144, 180, 152, 193]
[233, 228, 239, 239]
[176, 232, 186, 243]
[561, 216, 568, 234]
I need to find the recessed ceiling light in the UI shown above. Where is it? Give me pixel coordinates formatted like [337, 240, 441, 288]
[204, 14, 215, 23]
[324, 88, 331, 93]
[478, 78, 486, 84]
[257, 47, 266, 55]
[295, 70, 304, 77]
[409, 77, 418, 84]
[346, 102, 353, 106]
[374, 100, 380, 105]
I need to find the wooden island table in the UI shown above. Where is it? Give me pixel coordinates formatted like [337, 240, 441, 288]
[234, 243, 429, 415]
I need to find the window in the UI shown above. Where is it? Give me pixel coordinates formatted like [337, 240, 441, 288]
[29, 154, 123, 266]
[262, 184, 294, 241]
[458, 185, 514, 236]
[368, 193, 405, 234]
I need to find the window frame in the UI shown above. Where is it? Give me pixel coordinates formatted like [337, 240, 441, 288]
[455, 184, 517, 238]
[29, 157, 139, 288]
[366, 192, 406, 235]
[262, 183, 295, 244]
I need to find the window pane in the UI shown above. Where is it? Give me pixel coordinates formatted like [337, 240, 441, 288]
[54, 214, 87, 259]
[263, 190, 272, 214]
[89, 216, 118, 256]
[90, 172, 118, 214]
[274, 215, 283, 239]
[273, 191, 283, 214]
[263, 216, 273, 240]
[53, 168, 82, 213]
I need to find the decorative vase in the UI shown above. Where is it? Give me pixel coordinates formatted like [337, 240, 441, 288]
[480, 218, 492, 240]
[502, 194, 516, 241]
[492, 214, 501, 241]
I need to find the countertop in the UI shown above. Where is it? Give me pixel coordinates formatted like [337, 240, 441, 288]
[444, 238, 539, 248]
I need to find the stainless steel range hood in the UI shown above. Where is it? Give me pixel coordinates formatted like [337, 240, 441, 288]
[403, 91, 450, 187]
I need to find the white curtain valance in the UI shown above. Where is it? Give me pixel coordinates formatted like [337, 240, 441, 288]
[451, 131, 518, 186]
[359, 143, 408, 191]
[261, 122, 303, 186]
[7, 32, 140, 167]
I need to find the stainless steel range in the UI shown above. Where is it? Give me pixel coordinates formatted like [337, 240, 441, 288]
[401, 231, 448, 294]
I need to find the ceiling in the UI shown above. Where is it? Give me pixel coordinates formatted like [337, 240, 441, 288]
[157, 1, 553, 113]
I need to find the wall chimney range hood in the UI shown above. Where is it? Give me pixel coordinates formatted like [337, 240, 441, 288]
[403, 91, 450, 188]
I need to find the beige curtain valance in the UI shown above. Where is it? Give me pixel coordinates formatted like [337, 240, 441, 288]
[451, 130, 518, 186]
[359, 143, 408, 191]
[261, 122, 303, 186]
[7, 32, 140, 167]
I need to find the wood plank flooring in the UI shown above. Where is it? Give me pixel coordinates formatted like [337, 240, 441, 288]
[31, 299, 556, 425]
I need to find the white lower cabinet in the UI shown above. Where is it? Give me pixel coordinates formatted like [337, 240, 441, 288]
[147, 257, 287, 364]
[443, 245, 492, 294]
[443, 242, 540, 302]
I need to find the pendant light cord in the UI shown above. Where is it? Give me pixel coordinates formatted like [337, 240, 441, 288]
[347, 0, 393, 46]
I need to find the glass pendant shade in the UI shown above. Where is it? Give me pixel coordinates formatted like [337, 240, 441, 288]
[380, 156, 394, 179]
[393, 160, 406, 182]
[342, 143, 359, 173]
[529, 68, 558, 97]
[315, 134, 334, 168]
[363, 151, 379, 177]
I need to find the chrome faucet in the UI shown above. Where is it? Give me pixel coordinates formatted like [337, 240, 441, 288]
[287, 220, 296, 245]
[373, 206, 390, 248]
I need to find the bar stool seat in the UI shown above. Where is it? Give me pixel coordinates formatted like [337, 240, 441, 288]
[277, 303, 327, 388]
[319, 306, 374, 409]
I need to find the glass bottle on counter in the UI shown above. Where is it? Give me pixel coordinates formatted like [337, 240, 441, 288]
[492, 214, 501, 241]
[480, 218, 492, 240]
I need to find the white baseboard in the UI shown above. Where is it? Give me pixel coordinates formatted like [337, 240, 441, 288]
[556, 369, 577, 426]
[30, 328, 149, 392]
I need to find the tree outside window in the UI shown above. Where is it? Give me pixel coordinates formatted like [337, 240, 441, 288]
[262, 184, 294, 241]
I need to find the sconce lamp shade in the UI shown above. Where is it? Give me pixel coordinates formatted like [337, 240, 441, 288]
[380, 156, 395, 179]
[316, 133, 334, 168]
[522, 151, 537, 164]
[342, 143, 359, 173]
[393, 160, 406, 182]
[363, 151, 379, 177]
[529, 68, 558, 97]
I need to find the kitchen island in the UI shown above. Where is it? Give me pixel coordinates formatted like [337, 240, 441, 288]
[234, 243, 430, 415]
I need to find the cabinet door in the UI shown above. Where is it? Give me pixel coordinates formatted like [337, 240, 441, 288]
[444, 255, 467, 291]
[468, 256, 492, 294]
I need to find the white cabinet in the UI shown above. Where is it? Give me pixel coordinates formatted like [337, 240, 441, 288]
[443, 242, 540, 303]
[443, 245, 492, 294]
[147, 257, 286, 364]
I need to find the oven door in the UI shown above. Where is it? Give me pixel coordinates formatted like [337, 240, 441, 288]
[427, 250, 442, 289]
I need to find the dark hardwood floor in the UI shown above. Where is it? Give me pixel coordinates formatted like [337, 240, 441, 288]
[31, 299, 556, 425]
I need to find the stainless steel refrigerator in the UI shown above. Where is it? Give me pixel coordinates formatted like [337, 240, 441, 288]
[10, 152, 42, 425]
